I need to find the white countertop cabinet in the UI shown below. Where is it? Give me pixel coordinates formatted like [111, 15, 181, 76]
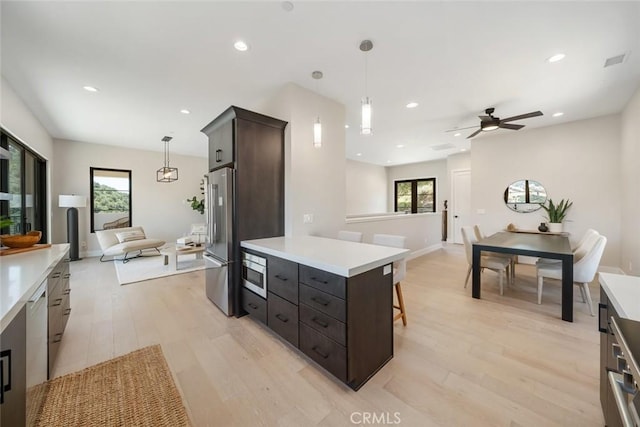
[240, 236, 408, 390]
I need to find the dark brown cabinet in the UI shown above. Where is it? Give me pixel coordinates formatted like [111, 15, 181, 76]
[0, 306, 26, 427]
[242, 250, 393, 390]
[47, 251, 71, 377]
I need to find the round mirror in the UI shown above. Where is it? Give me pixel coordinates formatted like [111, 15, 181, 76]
[503, 180, 547, 213]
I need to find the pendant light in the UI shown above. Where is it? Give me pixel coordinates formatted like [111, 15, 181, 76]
[360, 39, 373, 135]
[312, 70, 323, 148]
[157, 136, 178, 182]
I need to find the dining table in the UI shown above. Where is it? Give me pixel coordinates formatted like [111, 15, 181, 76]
[472, 231, 574, 321]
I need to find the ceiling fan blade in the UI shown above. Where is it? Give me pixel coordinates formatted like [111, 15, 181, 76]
[467, 128, 483, 139]
[499, 123, 524, 130]
[445, 125, 478, 132]
[501, 111, 543, 122]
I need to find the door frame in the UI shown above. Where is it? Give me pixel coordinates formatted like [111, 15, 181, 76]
[450, 168, 471, 244]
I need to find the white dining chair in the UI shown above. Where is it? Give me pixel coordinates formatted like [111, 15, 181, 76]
[536, 234, 607, 316]
[337, 230, 363, 243]
[461, 226, 511, 295]
[474, 224, 516, 281]
[372, 233, 407, 326]
[538, 228, 599, 266]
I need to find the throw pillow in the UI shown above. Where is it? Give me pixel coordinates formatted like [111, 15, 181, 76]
[115, 230, 146, 243]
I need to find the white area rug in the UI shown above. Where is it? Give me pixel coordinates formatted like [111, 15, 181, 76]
[114, 247, 205, 285]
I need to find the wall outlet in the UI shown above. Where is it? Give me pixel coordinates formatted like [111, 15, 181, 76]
[303, 214, 314, 224]
[81, 241, 87, 249]
[477, 208, 486, 214]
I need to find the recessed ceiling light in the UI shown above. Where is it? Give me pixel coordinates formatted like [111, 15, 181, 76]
[83, 86, 99, 92]
[396, 144, 405, 148]
[356, 152, 362, 156]
[345, 124, 350, 129]
[454, 133, 461, 137]
[406, 102, 419, 109]
[180, 109, 191, 115]
[386, 160, 392, 163]
[461, 148, 467, 152]
[547, 53, 566, 63]
[234, 40, 249, 51]
[552, 112, 564, 117]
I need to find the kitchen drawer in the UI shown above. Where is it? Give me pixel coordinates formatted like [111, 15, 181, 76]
[268, 256, 298, 304]
[299, 323, 347, 382]
[267, 292, 299, 347]
[242, 287, 267, 324]
[62, 292, 71, 331]
[299, 303, 346, 346]
[299, 265, 345, 299]
[299, 283, 346, 322]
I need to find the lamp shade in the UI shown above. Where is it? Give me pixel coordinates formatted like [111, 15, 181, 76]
[59, 195, 87, 208]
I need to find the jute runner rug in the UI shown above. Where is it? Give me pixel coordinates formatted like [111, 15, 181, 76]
[28, 345, 191, 426]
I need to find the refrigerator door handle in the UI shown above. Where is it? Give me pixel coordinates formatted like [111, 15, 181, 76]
[208, 183, 218, 243]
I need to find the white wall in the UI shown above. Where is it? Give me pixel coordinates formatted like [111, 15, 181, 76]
[620, 85, 640, 276]
[260, 83, 346, 238]
[52, 139, 207, 257]
[470, 115, 622, 267]
[1, 76, 55, 241]
[345, 159, 387, 215]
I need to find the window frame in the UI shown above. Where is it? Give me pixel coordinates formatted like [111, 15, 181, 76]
[394, 177, 436, 214]
[90, 167, 132, 233]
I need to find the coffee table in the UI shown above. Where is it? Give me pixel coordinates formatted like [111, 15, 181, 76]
[161, 245, 205, 270]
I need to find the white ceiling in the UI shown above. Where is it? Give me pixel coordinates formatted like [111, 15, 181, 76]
[2, 1, 639, 166]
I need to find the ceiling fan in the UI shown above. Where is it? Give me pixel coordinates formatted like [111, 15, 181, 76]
[448, 108, 543, 139]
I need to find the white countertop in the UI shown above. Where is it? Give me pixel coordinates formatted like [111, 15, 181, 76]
[241, 236, 409, 277]
[1, 244, 69, 331]
[599, 272, 640, 322]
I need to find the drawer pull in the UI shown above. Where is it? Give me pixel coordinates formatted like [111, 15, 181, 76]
[63, 273, 71, 279]
[312, 317, 329, 328]
[52, 333, 63, 343]
[310, 296, 330, 306]
[275, 313, 289, 323]
[247, 303, 258, 310]
[274, 274, 288, 282]
[52, 273, 61, 278]
[51, 298, 63, 307]
[63, 289, 71, 295]
[63, 308, 71, 315]
[310, 277, 329, 285]
[312, 346, 329, 359]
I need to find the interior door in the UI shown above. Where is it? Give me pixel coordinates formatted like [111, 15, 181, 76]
[452, 169, 471, 244]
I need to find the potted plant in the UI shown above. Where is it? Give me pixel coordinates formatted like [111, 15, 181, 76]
[186, 178, 205, 215]
[539, 198, 573, 233]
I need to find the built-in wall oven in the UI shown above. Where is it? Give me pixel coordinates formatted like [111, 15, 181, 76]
[241, 252, 267, 298]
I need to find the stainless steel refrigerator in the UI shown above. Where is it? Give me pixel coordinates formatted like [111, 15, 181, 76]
[204, 167, 234, 315]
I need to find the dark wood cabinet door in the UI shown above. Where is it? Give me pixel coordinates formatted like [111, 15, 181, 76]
[207, 120, 234, 170]
[1, 306, 26, 427]
[268, 256, 298, 304]
[267, 293, 299, 347]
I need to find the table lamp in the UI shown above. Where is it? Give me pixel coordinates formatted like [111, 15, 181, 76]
[59, 194, 86, 261]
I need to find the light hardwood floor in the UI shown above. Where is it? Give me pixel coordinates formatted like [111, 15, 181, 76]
[54, 245, 604, 427]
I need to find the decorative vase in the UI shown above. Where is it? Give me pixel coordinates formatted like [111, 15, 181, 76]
[547, 222, 563, 233]
[538, 222, 548, 232]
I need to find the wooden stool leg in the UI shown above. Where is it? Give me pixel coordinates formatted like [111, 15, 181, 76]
[394, 282, 407, 326]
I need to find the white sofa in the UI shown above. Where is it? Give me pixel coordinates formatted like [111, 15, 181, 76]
[95, 226, 166, 263]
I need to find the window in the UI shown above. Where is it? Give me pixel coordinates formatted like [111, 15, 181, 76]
[394, 178, 436, 214]
[90, 167, 132, 232]
[0, 129, 47, 239]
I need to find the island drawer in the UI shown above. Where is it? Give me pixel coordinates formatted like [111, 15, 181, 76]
[299, 323, 347, 382]
[299, 284, 346, 322]
[267, 292, 299, 347]
[268, 256, 298, 304]
[299, 265, 345, 299]
[299, 303, 346, 346]
[242, 287, 267, 324]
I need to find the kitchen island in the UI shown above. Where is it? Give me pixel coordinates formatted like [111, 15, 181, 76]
[241, 235, 409, 390]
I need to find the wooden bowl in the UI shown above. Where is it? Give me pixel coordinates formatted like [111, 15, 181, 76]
[0, 231, 42, 248]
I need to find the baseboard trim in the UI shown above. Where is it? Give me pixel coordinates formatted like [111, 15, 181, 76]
[409, 243, 443, 260]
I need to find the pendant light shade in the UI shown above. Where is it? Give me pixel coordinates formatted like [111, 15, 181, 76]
[360, 40, 373, 135]
[311, 70, 323, 148]
[313, 116, 322, 147]
[157, 136, 178, 182]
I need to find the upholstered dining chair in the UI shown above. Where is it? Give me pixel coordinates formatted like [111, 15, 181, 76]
[536, 234, 607, 316]
[372, 233, 408, 326]
[473, 224, 516, 281]
[537, 228, 600, 266]
[337, 230, 363, 243]
[461, 226, 511, 295]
